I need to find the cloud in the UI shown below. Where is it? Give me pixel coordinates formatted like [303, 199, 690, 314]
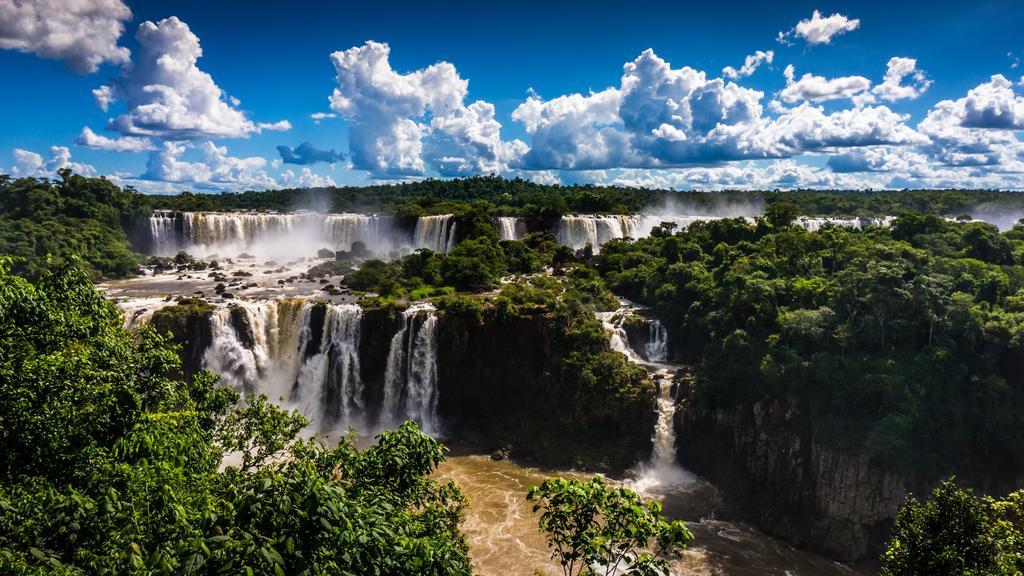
[280, 168, 336, 188]
[764, 103, 926, 152]
[276, 141, 346, 165]
[92, 85, 114, 112]
[780, 65, 871, 103]
[871, 57, 931, 102]
[825, 146, 930, 173]
[310, 112, 337, 124]
[93, 17, 284, 140]
[952, 75, 1024, 130]
[257, 120, 292, 133]
[76, 126, 156, 152]
[917, 76, 1024, 168]
[8, 146, 95, 177]
[722, 50, 774, 80]
[509, 49, 921, 171]
[328, 40, 525, 177]
[0, 0, 131, 73]
[142, 141, 276, 190]
[780, 10, 861, 46]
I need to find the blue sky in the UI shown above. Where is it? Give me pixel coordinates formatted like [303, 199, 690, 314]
[2, 0, 1024, 191]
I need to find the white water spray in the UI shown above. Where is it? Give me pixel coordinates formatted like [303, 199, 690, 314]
[382, 303, 440, 433]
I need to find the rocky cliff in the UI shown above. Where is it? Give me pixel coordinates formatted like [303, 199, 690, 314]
[676, 388, 906, 562]
[435, 306, 656, 471]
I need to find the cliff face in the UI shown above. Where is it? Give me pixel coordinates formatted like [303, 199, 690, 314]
[149, 304, 214, 378]
[146, 301, 656, 471]
[435, 308, 656, 471]
[676, 391, 906, 562]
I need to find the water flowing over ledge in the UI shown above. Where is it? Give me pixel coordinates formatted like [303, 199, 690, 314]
[144, 210, 907, 260]
[156, 297, 443, 437]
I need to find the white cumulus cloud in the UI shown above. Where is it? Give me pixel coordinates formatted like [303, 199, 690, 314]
[94, 17, 284, 140]
[0, 0, 131, 73]
[328, 40, 525, 177]
[8, 146, 95, 177]
[142, 141, 277, 190]
[722, 50, 774, 80]
[780, 65, 872, 103]
[872, 57, 932, 102]
[76, 126, 155, 152]
[780, 10, 861, 46]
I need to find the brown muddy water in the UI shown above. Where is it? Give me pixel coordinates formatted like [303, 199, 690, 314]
[435, 452, 866, 576]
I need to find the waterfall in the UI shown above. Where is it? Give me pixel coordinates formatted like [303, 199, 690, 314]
[197, 299, 368, 433]
[413, 215, 457, 253]
[146, 211, 400, 258]
[649, 375, 678, 469]
[795, 216, 895, 232]
[382, 303, 440, 434]
[497, 217, 526, 241]
[150, 211, 179, 255]
[599, 302, 695, 491]
[291, 303, 364, 429]
[645, 319, 669, 362]
[557, 214, 730, 252]
[323, 214, 390, 253]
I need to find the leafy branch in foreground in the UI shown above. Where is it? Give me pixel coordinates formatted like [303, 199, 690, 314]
[881, 479, 1024, 576]
[527, 477, 692, 576]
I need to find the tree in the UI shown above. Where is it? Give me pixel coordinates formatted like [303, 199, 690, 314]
[527, 477, 692, 576]
[881, 479, 1024, 576]
[0, 259, 473, 575]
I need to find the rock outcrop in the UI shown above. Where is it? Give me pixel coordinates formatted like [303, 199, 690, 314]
[676, 391, 906, 561]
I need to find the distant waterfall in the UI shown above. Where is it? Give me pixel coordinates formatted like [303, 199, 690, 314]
[150, 211, 179, 254]
[556, 214, 731, 252]
[795, 216, 895, 232]
[382, 303, 440, 434]
[413, 215, 457, 253]
[645, 319, 669, 362]
[497, 217, 526, 241]
[322, 214, 390, 253]
[147, 211, 398, 258]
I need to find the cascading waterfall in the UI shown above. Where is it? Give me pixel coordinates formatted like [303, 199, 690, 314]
[148, 211, 398, 257]
[150, 211, 179, 254]
[291, 304, 364, 429]
[496, 216, 526, 241]
[322, 214, 391, 253]
[382, 303, 440, 434]
[199, 299, 369, 433]
[598, 303, 693, 490]
[413, 215, 457, 253]
[648, 374, 678, 470]
[557, 214, 732, 252]
[645, 319, 669, 362]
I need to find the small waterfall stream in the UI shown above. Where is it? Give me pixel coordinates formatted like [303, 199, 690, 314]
[598, 302, 697, 491]
[382, 303, 441, 434]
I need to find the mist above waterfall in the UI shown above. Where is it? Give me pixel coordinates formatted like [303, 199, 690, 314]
[650, 192, 766, 221]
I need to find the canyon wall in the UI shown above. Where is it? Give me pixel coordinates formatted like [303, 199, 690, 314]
[676, 391, 906, 562]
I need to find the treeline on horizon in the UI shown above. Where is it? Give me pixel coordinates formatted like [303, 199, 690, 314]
[139, 173, 1024, 219]
[5, 169, 1024, 278]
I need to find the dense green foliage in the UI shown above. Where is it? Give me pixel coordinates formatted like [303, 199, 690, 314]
[597, 215, 1024, 479]
[882, 480, 1024, 576]
[527, 477, 692, 576]
[0, 260, 471, 575]
[0, 171, 146, 279]
[340, 204, 564, 296]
